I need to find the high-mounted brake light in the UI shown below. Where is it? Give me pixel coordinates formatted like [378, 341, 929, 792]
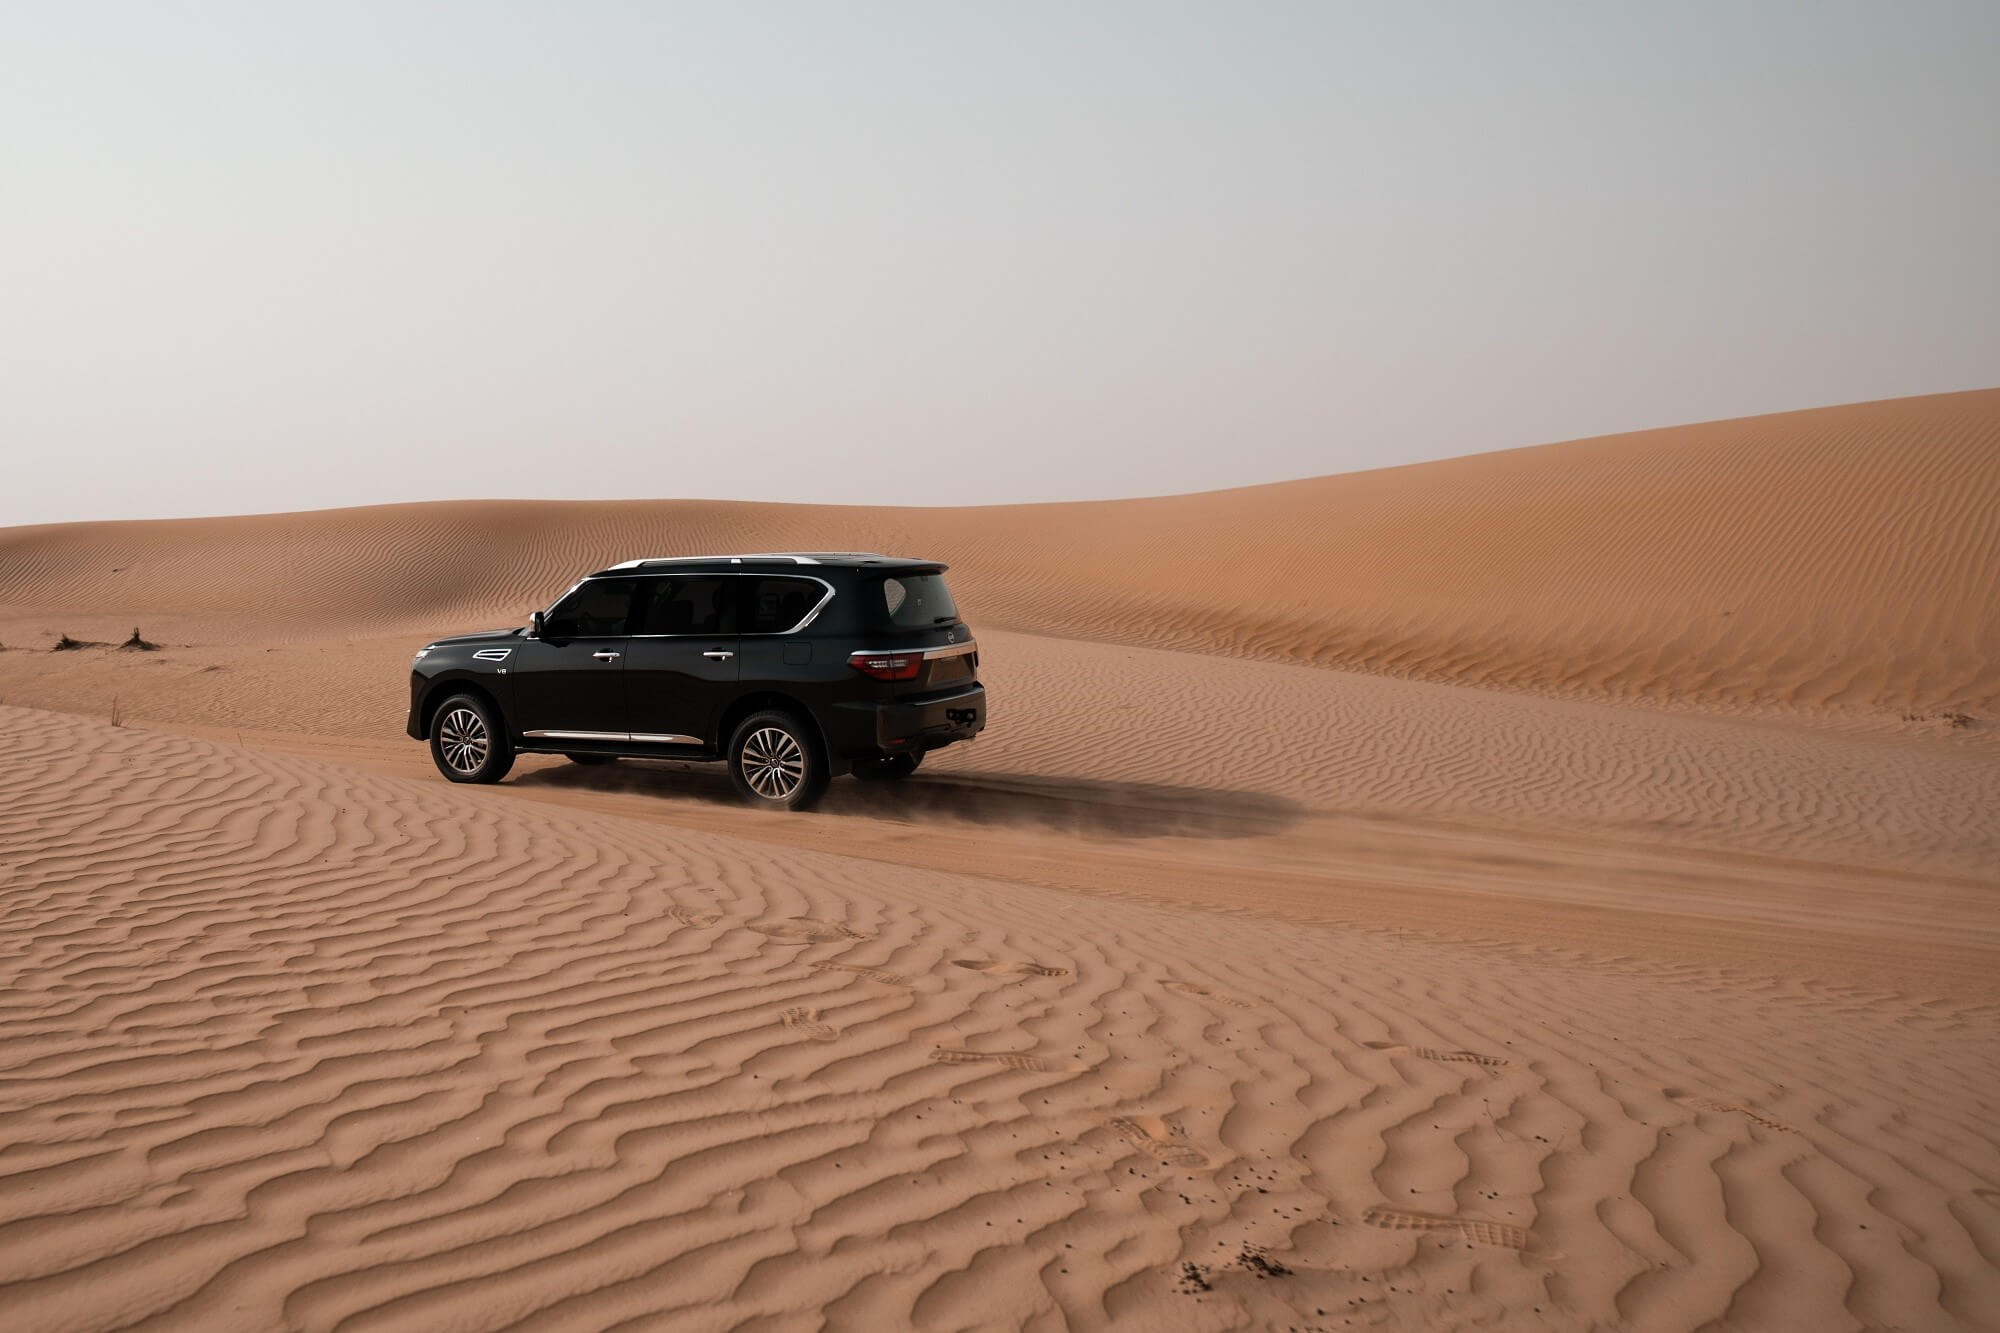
[849, 651, 921, 681]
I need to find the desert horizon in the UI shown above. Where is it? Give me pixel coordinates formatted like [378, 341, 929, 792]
[3, 389, 1997, 1330]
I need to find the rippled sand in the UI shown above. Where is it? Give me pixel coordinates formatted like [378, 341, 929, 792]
[2, 390, 1996, 1330]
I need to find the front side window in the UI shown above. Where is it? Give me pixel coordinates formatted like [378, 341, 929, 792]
[543, 577, 642, 638]
[638, 577, 736, 635]
[740, 577, 825, 634]
[868, 572, 957, 629]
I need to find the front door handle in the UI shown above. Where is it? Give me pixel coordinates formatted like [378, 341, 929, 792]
[702, 650, 734, 660]
[592, 651, 622, 661]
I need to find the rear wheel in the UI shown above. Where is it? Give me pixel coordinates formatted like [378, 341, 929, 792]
[564, 753, 617, 766]
[429, 693, 514, 784]
[727, 710, 828, 811]
[852, 752, 921, 781]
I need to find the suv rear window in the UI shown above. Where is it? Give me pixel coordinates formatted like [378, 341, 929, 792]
[867, 572, 958, 629]
[741, 576, 825, 634]
[637, 576, 735, 635]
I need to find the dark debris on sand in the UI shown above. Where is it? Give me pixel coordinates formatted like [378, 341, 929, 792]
[1238, 1245, 1293, 1279]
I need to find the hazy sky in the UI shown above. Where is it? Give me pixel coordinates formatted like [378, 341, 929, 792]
[4, 3, 1997, 528]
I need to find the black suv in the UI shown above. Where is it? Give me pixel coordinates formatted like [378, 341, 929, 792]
[406, 553, 985, 810]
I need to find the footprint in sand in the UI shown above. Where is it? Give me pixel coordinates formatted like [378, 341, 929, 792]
[1161, 978, 1255, 1009]
[811, 960, 913, 988]
[1109, 1114, 1211, 1169]
[751, 918, 869, 942]
[667, 906, 724, 927]
[1365, 1040, 1508, 1070]
[929, 1046, 1065, 1073]
[1362, 1205, 1541, 1253]
[951, 958, 1068, 979]
[780, 1006, 838, 1041]
[1664, 1088, 1799, 1135]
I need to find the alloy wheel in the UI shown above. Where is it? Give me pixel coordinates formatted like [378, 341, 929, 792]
[438, 707, 490, 775]
[742, 726, 806, 800]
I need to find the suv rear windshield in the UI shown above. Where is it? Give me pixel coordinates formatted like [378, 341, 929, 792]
[865, 572, 958, 630]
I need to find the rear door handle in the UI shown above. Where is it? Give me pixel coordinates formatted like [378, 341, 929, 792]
[703, 650, 734, 660]
[592, 651, 622, 661]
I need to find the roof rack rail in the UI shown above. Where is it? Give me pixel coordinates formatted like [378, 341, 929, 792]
[601, 551, 893, 570]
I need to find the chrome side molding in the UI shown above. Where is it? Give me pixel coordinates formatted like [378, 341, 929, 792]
[523, 729, 702, 746]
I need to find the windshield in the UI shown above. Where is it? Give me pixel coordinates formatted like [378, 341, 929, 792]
[866, 572, 958, 629]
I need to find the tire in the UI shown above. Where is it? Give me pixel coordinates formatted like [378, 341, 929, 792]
[727, 709, 829, 811]
[429, 693, 514, 784]
[852, 752, 921, 781]
[564, 753, 617, 766]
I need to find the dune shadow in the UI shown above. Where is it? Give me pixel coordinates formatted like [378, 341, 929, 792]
[513, 760, 1301, 840]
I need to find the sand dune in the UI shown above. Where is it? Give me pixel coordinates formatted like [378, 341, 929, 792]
[4, 388, 1997, 714]
[3, 391, 1998, 1330]
[4, 707, 1996, 1331]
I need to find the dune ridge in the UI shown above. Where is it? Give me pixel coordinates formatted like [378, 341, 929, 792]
[4, 388, 1997, 715]
[4, 706, 1997, 1332]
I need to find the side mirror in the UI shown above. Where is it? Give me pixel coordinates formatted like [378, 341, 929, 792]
[529, 611, 545, 639]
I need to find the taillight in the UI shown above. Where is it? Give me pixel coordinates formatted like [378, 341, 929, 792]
[849, 651, 922, 681]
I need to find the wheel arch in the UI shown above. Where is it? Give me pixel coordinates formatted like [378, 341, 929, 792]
[717, 690, 828, 761]
[418, 675, 505, 741]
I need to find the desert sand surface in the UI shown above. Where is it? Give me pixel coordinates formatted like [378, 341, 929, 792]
[2, 390, 1998, 1331]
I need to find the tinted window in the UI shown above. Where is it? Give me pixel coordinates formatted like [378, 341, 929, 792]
[543, 577, 641, 638]
[868, 572, 957, 629]
[637, 577, 736, 635]
[741, 577, 824, 634]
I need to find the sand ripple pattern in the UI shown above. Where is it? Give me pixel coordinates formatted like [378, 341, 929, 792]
[1, 707, 1996, 1331]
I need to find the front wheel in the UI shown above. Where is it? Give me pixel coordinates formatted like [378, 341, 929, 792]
[852, 752, 921, 781]
[429, 693, 514, 784]
[727, 710, 829, 811]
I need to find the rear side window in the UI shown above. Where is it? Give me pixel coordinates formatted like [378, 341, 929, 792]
[867, 572, 958, 629]
[543, 577, 642, 638]
[740, 577, 825, 634]
[637, 577, 736, 635]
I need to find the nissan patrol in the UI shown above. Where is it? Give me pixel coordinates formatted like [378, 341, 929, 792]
[406, 554, 985, 810]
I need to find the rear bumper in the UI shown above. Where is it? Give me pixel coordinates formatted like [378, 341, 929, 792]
[825, 684, 985, 759]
